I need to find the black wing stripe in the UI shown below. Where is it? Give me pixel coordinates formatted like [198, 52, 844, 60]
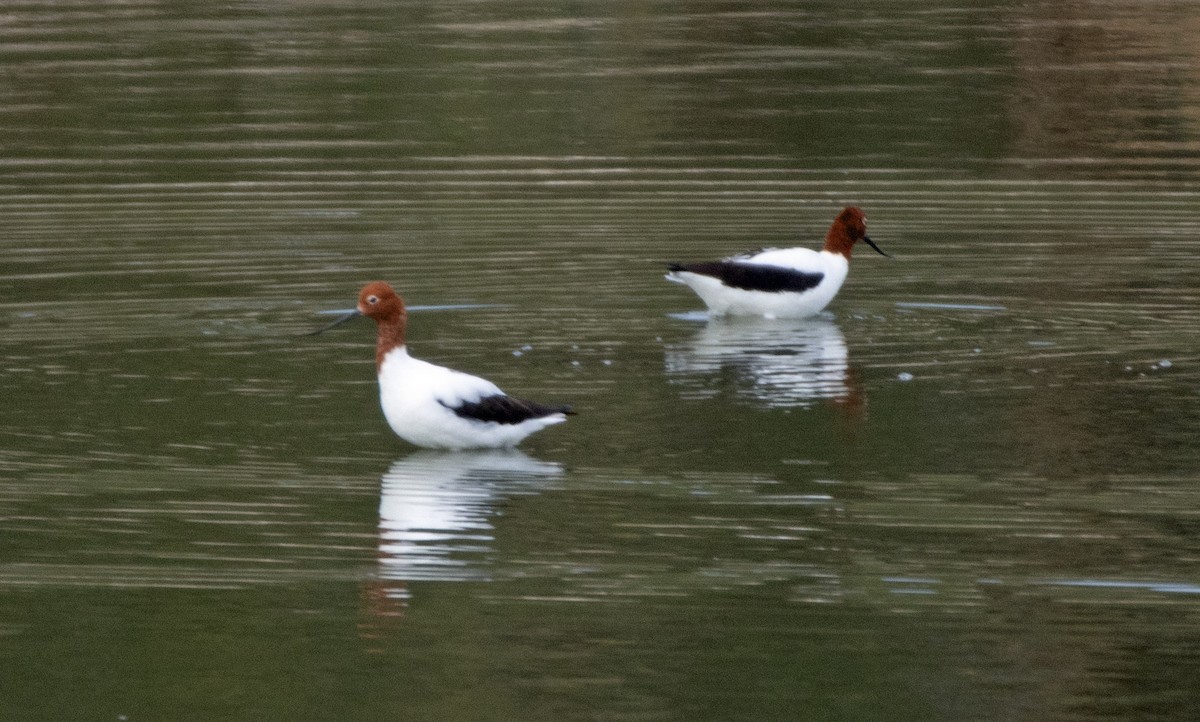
[442, 395, 574, 425]
[669, 261, 824, 293]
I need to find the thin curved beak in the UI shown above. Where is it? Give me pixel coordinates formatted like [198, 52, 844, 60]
[304, 308, 362, 336]
[863, 235, 890, 258]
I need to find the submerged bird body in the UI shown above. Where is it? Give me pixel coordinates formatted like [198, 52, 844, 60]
[668, 247, 849, 319]
[377, 347, 570, 449]
[322, 282, 571, 450]
[666, 207, 885, 319]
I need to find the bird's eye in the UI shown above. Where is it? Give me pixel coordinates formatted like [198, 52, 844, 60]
[367, 295, 379, 304]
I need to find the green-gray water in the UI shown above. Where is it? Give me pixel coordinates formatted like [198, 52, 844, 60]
[3, 2, 1200, 720]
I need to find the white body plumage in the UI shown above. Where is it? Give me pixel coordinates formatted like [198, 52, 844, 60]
[666, 206, 884, 320]
[377, 347, 568, 450]
[667, 247, 849, 319]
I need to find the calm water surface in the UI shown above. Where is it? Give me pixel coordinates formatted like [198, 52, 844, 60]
[3, 1, 1200, 720]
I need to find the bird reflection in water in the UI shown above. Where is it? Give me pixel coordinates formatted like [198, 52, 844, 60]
[664, 314, 866, 422]
[359, 450, 562, 642]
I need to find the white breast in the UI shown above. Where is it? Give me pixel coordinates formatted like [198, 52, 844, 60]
[376, 347, 565, 449]
[673, 249, 850, 319]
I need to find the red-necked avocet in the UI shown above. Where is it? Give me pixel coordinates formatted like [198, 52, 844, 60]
[666, 206, 888, 319]
[311, 282, 573, 449]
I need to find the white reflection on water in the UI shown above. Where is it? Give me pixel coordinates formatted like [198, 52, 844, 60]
[664, 314, 857, 409]
[1040, 579, 1200, 595]
[375, 450, 563, 588]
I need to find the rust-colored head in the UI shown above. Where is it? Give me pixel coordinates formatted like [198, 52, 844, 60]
[822, 207, 887, 259]
[306, 281, 411, 369]
[357, 281, 408, 368]
[357, 281, 406, 322]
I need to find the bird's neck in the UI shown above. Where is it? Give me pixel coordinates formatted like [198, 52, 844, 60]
[822, 225, 856, 258]
[375, 315, 408, 371]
